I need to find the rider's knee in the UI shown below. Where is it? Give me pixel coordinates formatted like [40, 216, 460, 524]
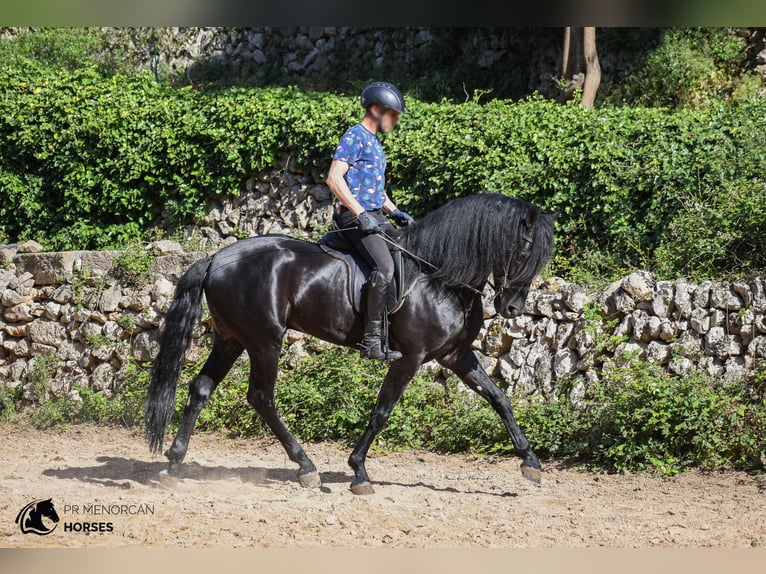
[375, 263, 394, 283]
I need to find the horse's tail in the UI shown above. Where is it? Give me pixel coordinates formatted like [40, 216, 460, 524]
[145, 256, 211, 454]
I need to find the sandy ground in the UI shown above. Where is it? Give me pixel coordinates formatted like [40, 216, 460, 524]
[1, 423, 764, 548]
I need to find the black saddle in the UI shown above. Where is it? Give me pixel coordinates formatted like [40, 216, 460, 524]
[318, 229, 406, 316]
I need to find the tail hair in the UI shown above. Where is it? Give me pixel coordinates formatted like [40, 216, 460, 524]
[144, 257, 211, 454]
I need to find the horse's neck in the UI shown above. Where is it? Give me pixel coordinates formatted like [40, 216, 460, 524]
[27, 509, 43, 525]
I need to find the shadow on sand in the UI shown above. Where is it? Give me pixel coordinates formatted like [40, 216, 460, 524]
[42, 457, 519, 497]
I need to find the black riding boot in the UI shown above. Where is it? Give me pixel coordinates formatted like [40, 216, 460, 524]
[362, 270, 402, 362]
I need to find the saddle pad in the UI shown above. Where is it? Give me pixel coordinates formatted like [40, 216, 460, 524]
[318, 236, 405, 315]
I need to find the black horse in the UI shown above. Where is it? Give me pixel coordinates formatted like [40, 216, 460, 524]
[145, 192, 555, 494]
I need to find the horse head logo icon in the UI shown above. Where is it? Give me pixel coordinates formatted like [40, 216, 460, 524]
[15, 498, 60, 535]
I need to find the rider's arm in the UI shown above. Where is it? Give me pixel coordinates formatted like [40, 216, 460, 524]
[382, 196, 398, 215]
[326, 160, 366, 216]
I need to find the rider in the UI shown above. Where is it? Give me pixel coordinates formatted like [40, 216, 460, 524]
[326, 81, 414, 362]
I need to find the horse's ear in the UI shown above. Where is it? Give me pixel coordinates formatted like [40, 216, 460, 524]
[550, 210, 560, 222]
[525, 206, 539, 228]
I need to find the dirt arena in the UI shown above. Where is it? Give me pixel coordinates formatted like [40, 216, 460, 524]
[1, 424, 764, 548]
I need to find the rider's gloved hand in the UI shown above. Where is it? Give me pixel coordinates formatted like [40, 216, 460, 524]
[390, 209, 414, 227]
[357, 211, 381, 234]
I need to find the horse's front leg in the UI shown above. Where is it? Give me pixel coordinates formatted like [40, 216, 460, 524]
[348, 356, 422, 495]
[439, 349, 542, 484]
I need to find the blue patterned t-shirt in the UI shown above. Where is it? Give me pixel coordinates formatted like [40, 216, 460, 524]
[332, 123, 386, 210]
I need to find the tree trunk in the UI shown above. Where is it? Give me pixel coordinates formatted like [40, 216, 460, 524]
[580, 27, 601, 108]
[562, 27, 573, 79]
[558, 27, 584, 103]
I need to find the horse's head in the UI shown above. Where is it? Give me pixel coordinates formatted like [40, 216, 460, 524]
[493, 278, 531, 318]
[37, 498, 60, 523]
[493, 206, 556, 319]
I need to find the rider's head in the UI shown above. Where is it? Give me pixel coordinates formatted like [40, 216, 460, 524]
[361, 81, 405, 134]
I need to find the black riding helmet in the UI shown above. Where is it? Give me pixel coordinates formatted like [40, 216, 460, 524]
[360, 82, 406, 115]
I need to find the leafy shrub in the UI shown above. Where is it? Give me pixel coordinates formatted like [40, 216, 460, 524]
[583, 361, 766, 474]
[187, 346, 766, 473]
[27, 351, 60, 404]
[0, 66, 764, 280]
[605, 28, 756, 109]
[0, 28, 138, 79]
[0, 382, 22, 422]
[108, 242, 155, 287]
[25, 359, 150, 428]
[388, 95, 766, 281]
[654, 106, 766, 279]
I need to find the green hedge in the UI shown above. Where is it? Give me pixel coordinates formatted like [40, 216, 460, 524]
[1, 65, 765, 280]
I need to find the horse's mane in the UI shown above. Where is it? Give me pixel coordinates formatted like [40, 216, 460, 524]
[399, 193, 555, 290]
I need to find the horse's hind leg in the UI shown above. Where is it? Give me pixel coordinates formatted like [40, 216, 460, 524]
[245, 345, 321, 488]
[165, 337, 244, 474]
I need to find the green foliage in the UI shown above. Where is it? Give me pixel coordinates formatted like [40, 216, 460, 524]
[653, 108, 766, 279]
[109, 242, 155, 287]
[25, 351, 73, 428]
[605, 28, 758, 109]
[582, 304, 629, 360]
[183, 345, 766, 474]
[84, 333, 111, 350]
[116, 314, 137, 331]
[0, 61, 764, 278]
[0, 28, 134, 77]
[510, 362, 765, 476]
[583, 362, 766, 475]
[0, 382, 22, 422]
[26, 360, 150, 429]
[27, 351, 59, 404]
[389, 94, 766, 281]
[0, 65, 358, 250]
[172, 345, 507, 452]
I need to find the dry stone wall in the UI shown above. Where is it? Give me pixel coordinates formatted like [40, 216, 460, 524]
[104, 27, 766, 94]
[474, 272, 766, 399]
[2, 168, 765, 407]
[102, 27, 566, 96]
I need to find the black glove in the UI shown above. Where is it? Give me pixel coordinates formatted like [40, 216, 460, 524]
[357, 211, 381, 234]
[390, 209, 414, 227]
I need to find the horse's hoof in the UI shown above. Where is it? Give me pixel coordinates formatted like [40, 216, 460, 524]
[298, 471, 322, 488]
[521, 464, 542, 485]
[350, 481, 375, 495]
[166, 460, 183, 476]
[158, 469, 178, 487]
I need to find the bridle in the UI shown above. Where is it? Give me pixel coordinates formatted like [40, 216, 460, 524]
[491, 212, 537, 303]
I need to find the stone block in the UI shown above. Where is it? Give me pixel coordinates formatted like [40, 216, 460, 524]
[621, 271, 654, 301]
[28, 319, 66, 347]
[710, 283, 743, 310]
